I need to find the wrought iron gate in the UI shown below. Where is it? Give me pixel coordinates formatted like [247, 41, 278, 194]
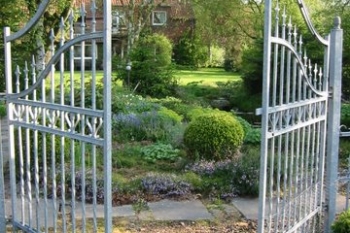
[258, 0, 342, 232]
[3, 0, 113, 232]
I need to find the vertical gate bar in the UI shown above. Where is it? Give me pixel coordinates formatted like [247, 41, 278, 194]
[59, 17, 68, 233]
[51, 110, 57, 230]
[271, 3, 280, 231]
[103, 0, 113, 231]
[69, 10, 77, 230]
[0, 116, 5, 233]
[80, 5, 87, 231]
[71, 140, 76, 231]
[325, 17, 343, 233]
[300, 40, 306, 228]
[41, 73, 48, 232]
[4, 26, 18, 231]
[33, 74, 40, 230]
[26, 61, 33, 227]
[286, 18, 293, 230]
[91, 1, 98, 231]
[19, 65, 26, 224]
[258, 0, 273, 231]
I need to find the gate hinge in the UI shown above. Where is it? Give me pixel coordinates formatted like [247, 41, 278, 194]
[328, 86, 333, 98]
[255, 108, 262, 116]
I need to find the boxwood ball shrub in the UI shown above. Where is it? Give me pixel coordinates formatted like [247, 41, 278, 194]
[183, 113, 244, 161]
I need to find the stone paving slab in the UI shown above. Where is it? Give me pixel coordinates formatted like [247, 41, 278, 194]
[147, 199, 214, 221]
[232, 193, 349, 220]
[4, 199, 213, 228]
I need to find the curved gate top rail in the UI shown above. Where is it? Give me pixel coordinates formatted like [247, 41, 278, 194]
[297, 0, 328, 46]
[258, 0, 343, 232]
[5, 1, 50, 42]
[3, 0, 113, 232]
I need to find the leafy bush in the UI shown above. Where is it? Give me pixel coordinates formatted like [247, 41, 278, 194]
[231, 146, 260, 196]
[184, 112, 244, 161]
[158, 107, 183, 124]
[180, 172, 202, 191]
[115, 34, 178, 98]
[224, 59, 235, 72]
[184, 153, 260, 197]
[235, 116, 252, 136]
[339, 138, 350, 166]
[173, 31, 208, 67]
[240, 39, 263, 95]
[63, 79, 104, 109]
[112, 93, 160, 114]
[140, 143, 180, 163]
[0, 102, 6, 117]
[113, 113, 144, 141]
[152, 97, 191, 117]
[113, 110, 184, 144]
[244, 128, 261, 145]
[341, 104, 350, 127]
[332, 209, 350, 233]
[233, 116, 261, 145]
[112, 144, 143, 168]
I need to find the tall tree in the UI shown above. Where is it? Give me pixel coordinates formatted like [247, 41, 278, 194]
[116, 0, 167, 59]
[0, 0, 23, 91]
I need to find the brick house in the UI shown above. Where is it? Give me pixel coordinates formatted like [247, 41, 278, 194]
[73, 0, 195, 69]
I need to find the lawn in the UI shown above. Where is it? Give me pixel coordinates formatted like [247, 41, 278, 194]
[51, 68, 240, 87]
[175, 68, 241, 86]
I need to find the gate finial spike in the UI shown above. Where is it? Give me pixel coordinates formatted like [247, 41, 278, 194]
[334, 16, 341, 29]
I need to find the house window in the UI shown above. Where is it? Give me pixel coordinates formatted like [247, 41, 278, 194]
[152, 11, 167, 26]
[112, 10, 127, 33]
[74, 44, 98, 69]
[74, 44, 97, 60]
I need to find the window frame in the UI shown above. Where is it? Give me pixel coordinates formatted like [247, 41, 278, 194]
[152, 11, 167, 26]
[73, 44, 98, 60]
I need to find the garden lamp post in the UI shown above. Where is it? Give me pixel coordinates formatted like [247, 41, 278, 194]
[126, 61, 131, 87]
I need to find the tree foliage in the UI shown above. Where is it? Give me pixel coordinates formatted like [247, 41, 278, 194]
[0, 0, 74, 91]
[117, 0, 168, 59]
[116, 33, 178, 98]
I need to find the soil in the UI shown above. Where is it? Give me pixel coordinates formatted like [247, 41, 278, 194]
[118, 219, 258, 233]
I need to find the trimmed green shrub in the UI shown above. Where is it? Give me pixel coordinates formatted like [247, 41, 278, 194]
[158, 107, 183, 124]
[332, 209, 350, 233]
[183, 112, 244, 161]
[185, 107, 218, 122]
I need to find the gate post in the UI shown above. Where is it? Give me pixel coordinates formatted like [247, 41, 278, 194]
[325, 17, 343, 233]
[0, 117, 5, 233]
[103, 0, 113, 232]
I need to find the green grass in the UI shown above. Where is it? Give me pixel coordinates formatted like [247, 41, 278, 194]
[50, 68, 239, 88]
[52, 71, 122, 87]
[175, 68, 241, 86]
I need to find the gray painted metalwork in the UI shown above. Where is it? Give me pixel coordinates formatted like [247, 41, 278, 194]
[258, 1, 342, 232]
[325, 16, 343, 233]
[0, 117, 6, 233]
[3, 0, 113, 232]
